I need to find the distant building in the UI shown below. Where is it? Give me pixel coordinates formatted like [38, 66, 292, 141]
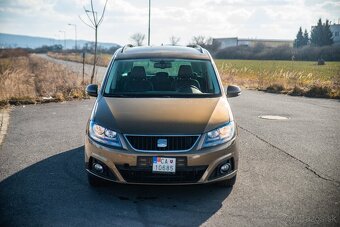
[212, 37, 294, 50]
[330, 24, 340, 43]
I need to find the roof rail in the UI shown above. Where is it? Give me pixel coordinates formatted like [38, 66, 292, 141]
[121, 44, 134, 53]
[187, 44, 204, 53]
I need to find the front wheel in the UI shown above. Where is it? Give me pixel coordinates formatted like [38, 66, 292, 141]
[216, 175, 237, 188]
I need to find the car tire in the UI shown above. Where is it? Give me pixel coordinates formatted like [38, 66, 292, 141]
[216, 175, 237, 187]
[87, 172, 106, 187]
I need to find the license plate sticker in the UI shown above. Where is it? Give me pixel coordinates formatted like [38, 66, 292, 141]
[152, 157, 176, 173]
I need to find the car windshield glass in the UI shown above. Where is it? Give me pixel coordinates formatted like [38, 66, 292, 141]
[103, 58, 221, 97]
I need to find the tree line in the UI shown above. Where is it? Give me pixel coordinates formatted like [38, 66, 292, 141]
[214, 44, 340, 61]
[129, 32, 213, 47]
[214, 18, 339, 61]
[294, 18, 334, 48]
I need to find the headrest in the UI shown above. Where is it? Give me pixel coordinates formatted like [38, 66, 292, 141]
[178, 65, 193, 78]
[130, 66, 146, 78]
[155, 72, 169, 78]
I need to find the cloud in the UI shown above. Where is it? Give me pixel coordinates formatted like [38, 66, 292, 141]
[1, 0, 339, 45]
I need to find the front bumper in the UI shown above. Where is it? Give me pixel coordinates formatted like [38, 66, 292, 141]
[84, 135, 238, 185]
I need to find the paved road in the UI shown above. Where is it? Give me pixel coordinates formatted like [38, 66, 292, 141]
[37, 54, 107, 83]
[0, 59, 339, 226]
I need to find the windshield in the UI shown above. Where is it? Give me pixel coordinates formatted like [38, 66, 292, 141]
[103, 58, 221, 97]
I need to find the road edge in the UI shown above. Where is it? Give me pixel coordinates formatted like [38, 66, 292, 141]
[0, 108, 10, 146]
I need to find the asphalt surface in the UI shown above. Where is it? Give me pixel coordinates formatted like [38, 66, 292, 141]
[0, 58, 339, 226]
[37, 54, 107, 83]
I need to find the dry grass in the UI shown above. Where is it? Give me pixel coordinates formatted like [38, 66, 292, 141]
[0, 48, 29, 58]
[0, 54, 90, 107]
[216, 59, 340, 99]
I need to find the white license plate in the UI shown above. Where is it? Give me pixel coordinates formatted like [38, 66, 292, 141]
[152, 157, 176, 173]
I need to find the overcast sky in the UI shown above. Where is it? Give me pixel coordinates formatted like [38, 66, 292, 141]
[0, 0, 339, 46]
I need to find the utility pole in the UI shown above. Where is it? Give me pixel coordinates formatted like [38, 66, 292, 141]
[59, 30, 66, 50]
[68, 23, 77, 50]
[148, 0, 151, 46]
[82, 52, 85, 84]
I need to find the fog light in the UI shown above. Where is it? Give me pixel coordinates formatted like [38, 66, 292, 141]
[93, 163, 104, 173]
[220, 163, 231, 174]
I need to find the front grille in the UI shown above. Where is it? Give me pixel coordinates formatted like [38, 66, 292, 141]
[125, 135, 199, 151]
[116, 165, 207, 183]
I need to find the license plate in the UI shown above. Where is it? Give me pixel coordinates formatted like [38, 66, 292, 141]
[152, 157, 176, 173]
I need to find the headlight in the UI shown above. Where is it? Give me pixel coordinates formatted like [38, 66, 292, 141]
[89, 121, 122, 148]
[202, 121, 235, 148]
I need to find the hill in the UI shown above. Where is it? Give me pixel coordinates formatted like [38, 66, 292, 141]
[0, 33, 120, 49]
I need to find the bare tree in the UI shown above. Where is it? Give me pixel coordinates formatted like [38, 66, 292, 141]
[206, 37, 213, 45]
[169, 36, 180, 46]
[130, 33, 145, 46]
[190, 35, 212, 46]
[79, 0, 108, 84]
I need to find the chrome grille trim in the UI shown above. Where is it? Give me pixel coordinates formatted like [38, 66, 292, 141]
[123, 134, 201, 152]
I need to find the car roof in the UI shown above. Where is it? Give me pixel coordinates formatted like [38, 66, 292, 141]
[115, 45, 211, 60]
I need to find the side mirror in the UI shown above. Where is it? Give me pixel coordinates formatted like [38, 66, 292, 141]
[86, 84, 98, 97]
[226, 85, 241, 98]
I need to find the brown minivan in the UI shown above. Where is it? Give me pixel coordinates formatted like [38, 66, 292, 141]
[85, 45, 241, 187]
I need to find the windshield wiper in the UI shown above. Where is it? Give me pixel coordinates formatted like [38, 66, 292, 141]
[104, 93, 220, 98]
[105, 93, 173, 98]
[104, 94, 130, 97]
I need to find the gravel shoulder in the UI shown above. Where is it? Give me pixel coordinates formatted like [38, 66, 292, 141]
[0, 108, 10, 146]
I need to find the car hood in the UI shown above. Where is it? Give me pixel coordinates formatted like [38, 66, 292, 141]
[92, 96, 232, 134]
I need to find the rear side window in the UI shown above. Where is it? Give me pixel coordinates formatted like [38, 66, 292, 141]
[104, 58, 221, 97]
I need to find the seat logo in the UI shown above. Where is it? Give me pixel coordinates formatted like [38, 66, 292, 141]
[157, 139, 167, 148]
